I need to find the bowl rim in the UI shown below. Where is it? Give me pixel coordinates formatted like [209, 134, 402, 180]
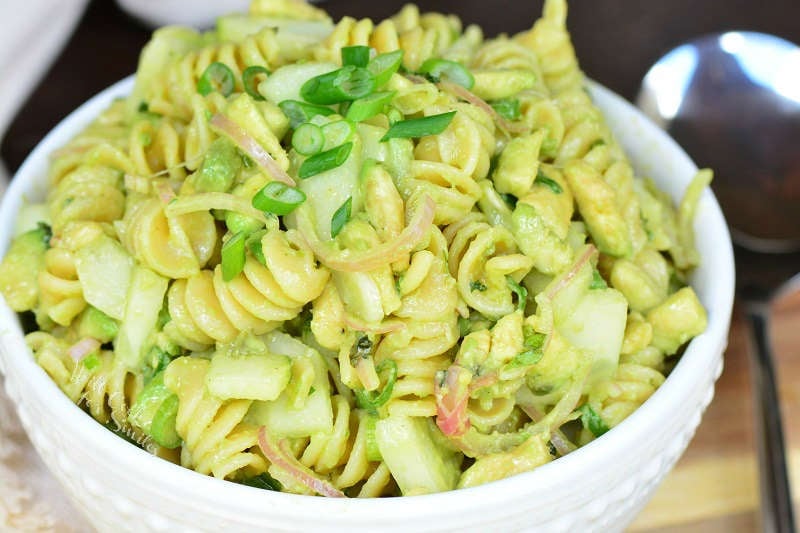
[0, 75, 735, 519]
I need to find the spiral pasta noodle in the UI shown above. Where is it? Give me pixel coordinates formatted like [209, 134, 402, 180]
[0, 0, 711, 497]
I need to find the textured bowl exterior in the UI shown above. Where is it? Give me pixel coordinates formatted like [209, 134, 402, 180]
[0, 77, 735, 532]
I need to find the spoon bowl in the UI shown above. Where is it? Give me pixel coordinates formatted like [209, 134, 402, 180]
[638, 31, 800, 533]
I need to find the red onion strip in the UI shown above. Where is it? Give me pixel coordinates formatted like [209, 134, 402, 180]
[298, 196, 435, 273]
[210, 113, 295, 187]
[437, 81, 528, 134]
[543, 245, 597, 301]
[68, 338, 101, 362]
[434, 365, 471, 437]
[256, 426, 345, 498]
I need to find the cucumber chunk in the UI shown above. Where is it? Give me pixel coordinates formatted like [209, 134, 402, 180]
[206, 350, 292, 401]
[128, 372, 181, 449]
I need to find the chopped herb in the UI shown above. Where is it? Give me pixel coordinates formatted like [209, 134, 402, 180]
[37, 222, 52, 247]
[341, 45, 371, 68]
[505, 327, 546, 369]
[418, 58, 474, 89]
[252, 181, 306, 215]
[138, 102, 149, 113]
[535, 169, 563, 194]
[242, 65, 269, 101]
[143, 347, 172, 383]
[506, 276, 528, 312]
[469, 280, 487, 292]
[367, 50, 404, 87]
[548, 441, 558, 457]
[579, 404, 609, 437]
[589, 268, 607, 290]
[298, 142, 353, 179]
[221, 231, 247, 281]
[278, 100, 335, 129]
[490, 98, 521, 121]
[241, 472, 283, 492]
[589, 138, 606, 150]
[197, 62, 235, 97]
[301, 65, 376, 105]
[381, 111, 456, 141]
[330, 196, 352, 238]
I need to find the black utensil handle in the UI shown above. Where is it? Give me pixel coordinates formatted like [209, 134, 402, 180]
[746, 304, 796, 533]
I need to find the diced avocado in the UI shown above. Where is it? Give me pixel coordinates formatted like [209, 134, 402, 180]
[646, 287, 707, 355]
[610, 258, 666, 313]
[512, 202, 573, 275]
[127, 26, 205, 116]
[375, 416, 461, 495]
[74, 233, 134, 320]
[0, 223, 50, 311]
[246, 331, 333, 437]
[471, 69, 537, 101]
[458, 433, 551, 488]
[192, 138, 242, 193]
[493, 131, 543, 198]
[77, 306, 119, 343]
[115, 266, 169, 368]
[128, 371, 181, 449]
[206, 349, 291, 401]
[564, 161, 631, 257]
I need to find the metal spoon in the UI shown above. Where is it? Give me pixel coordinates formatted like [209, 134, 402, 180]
[637, 31, 799, 532]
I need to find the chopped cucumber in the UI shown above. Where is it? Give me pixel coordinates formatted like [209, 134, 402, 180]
[74, 233, 134, 320]
[376, 416, 461, 495]
[115, 266, 168, 368]
[206, 350, 292, 401]
[261, 62, 337, 105]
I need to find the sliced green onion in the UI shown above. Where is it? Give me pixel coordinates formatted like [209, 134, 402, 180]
[345, 91, 395, 122]
[242, 65, 269, 101]
[536, 169, 563, 194]
[252, 181, 307, 216]
[506, 276, 528, 312]
[221, 231, 247, 281]
[197, 62, 235, 97]
[298, 141, 353, 179]
[330, 196, 352, 238]
[589, 268, 608, 290]
[300, 65, 376, 105]
[246, 230, 267, 266]
[368, 50, 404, 87]
[419, 58, 474, 89]
[82, 352, 101, 371]
[354, 360, 398, 415]
[278, 100, 335, 129]
[490, 98, 521, 121]
[364, 415, 382, 461]
[150, 394, 181, 448]
[579, 404, 610, 437]
[380, 111, 456, 141]
[320, 120, 355, 149]
[291, 123, 324, 156]
[341, 45, 371, 68]
[240, 472, 283, 492]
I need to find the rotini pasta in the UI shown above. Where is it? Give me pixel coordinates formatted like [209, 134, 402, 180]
[0, 0, 710, 498]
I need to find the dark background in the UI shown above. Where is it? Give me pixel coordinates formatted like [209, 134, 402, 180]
[3, 0, 800, 172]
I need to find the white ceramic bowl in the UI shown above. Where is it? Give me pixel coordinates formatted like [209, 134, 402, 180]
[0, 76, 735, 532]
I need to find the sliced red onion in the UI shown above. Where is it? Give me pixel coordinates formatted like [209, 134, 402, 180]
[437, 81, 528, 134]
[68, 338, 101, 362]
[256, 426, 345, 498]
[210, 113, 295, 187]
[434, 365, 472, 437]
[298, 196, 435, 272]
[544, 245, 597, 301]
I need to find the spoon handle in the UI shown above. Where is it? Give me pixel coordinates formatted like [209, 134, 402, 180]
[745, 303, 796, 533]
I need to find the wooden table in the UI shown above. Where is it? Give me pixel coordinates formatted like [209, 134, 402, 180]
[2, 1, 799, 530]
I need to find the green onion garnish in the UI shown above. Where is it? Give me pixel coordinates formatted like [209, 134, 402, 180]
[242, 65, 269, 101]
[364, 415, 382, 461]
[300, 65, 376, 105]
[291, 123, 324, 156]
[418, 58, 475, 89]
[579, 404, 610, 437]
[354, 360, 398, 415]
[246, 230, 267, 266]
[505, 328, 546, 370]
[278, 100, 335, 129]
[506, 276, 528, 312]
[320, 120, 355, 149]
[221, 231, 247, 281]
[367, 50, 404, 87]
[252, 181, 307, 216]
[298, 141, 353, 179]
[241, 472, 283, 492]
[330, 196, 352, 238]
[380, 111, 456, 141]
[535, 169, 563, 194]
[197, 62, 236, 97]
[341, 45, 371, 68]
[491, 98, 521, 121]
[346, 91, 396, 122]
[82, 352, 101, 371]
